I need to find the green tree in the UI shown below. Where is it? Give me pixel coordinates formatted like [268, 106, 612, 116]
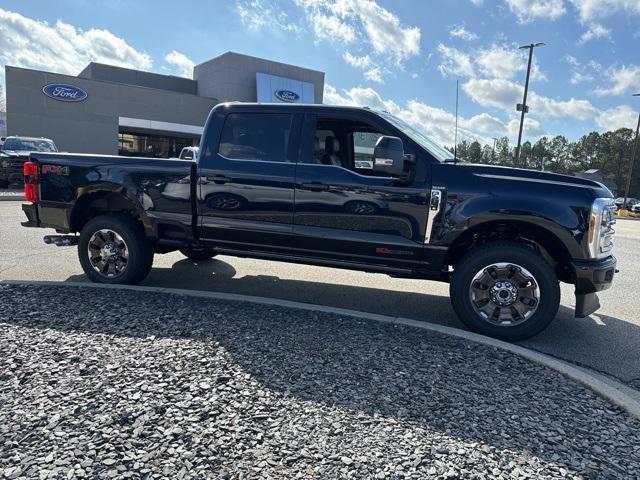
[496, 137, 512, 166]
[468, 141, 483, 163]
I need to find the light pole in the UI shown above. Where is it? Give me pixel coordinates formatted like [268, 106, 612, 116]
[515, 42, 545, 167]
[622, 93, 640, 210]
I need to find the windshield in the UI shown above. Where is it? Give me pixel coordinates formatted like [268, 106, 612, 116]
[3, 138, 58, 152]
[378, 112, 453, 162]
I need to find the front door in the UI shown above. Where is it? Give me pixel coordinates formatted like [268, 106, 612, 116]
[293, 112, 432, 271]
[197, 110, 301, 255]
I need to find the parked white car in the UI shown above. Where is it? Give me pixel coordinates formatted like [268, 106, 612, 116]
[178, 146, 199, 160]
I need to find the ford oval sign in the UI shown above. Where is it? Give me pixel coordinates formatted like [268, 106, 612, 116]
[42, 83, 88, 102]
[274, 90, 300, 103]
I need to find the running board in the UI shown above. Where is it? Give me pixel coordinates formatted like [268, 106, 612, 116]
[43, 235, 78, 247]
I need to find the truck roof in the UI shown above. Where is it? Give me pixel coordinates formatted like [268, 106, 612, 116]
[217, 102, 377, 113]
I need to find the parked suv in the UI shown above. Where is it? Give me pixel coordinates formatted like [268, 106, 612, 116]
[1, 136, 58, 187]
[20, 103, 616, 340]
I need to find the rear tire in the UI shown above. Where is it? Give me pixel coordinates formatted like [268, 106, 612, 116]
[78, 214, 153, 284]
[450, 241, 560, 341]
[180, 247, 217, 261]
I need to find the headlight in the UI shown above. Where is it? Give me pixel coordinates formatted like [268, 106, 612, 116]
[588, 198, 616, 259]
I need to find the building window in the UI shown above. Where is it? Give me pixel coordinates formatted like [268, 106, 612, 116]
[118, 130, 199, 158]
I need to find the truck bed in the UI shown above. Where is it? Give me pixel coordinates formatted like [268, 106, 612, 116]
[28, 152, 195, 240]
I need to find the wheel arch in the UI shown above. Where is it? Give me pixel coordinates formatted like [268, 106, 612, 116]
[69, 189, 153, 237]
[445, 220, 575, 283]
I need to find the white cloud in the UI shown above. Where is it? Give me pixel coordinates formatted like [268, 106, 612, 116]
[236, 0, 302, 33]
[565, 56, 601, 84]
[164, 50, 194, 78]
[476, 45, 523, 79]
[465, 112, 509, 135]
[310, 11, 356, 42]
[569, 0, 640, 21]
[507, 116, 546, 138]
[578, 22, 611, 44]
[343, 52, 385, 83]
[595, 104, 639, 130]
[0, 8, 151, 76]
[529, 93, 599, 120]
[463, 78, 522, 110]
[470, 0, 483, 4]
[437, 44, 475, 78]
[438, 43, 546, 81]
[505, 0, 566, 22]
[570, 71, 594, 84]
[463, 77, 599, 121]
[235, 0, 420, 82]
[449, 24, 479, 41]
[294, 0, 420, 63]
[594, 64, 640, 96]
[565, 55, 580, 67]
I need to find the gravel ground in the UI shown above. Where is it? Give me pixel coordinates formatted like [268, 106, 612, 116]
[1, 284, 639, 480]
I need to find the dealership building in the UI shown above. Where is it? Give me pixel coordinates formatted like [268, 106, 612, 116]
[4, 51, 325, 157]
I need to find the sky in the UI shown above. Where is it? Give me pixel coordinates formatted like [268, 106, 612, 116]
[0, 0, 639, 147]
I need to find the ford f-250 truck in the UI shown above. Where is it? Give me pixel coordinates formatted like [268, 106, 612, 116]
[21, 103, 617, 340]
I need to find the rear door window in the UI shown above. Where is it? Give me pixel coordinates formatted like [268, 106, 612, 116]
[218, 113, 296, 162]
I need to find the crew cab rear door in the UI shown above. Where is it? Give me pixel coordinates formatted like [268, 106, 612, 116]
[196, 107, 301, 255]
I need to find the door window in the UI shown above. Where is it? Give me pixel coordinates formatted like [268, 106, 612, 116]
[218, 113, 295, 162]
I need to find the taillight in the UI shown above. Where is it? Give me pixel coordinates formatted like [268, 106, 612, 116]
[23, 161, 39, 204]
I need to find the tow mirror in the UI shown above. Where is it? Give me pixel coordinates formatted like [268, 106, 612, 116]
[372, 136, 404, 177]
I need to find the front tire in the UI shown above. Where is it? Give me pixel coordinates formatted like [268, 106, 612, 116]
[450, 241, 560, 341]
[78, 214, 153, 284]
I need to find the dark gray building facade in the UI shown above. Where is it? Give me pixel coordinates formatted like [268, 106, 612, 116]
[5, 52, 324, 157]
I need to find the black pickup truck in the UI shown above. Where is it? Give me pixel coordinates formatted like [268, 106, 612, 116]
[21, 103, 617, 340]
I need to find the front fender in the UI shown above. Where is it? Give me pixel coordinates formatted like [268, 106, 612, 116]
[432, 193, 590, 259]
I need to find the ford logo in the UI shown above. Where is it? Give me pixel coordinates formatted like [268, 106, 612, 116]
[42, 83, 88, 102]
[274, 90, 300, 102]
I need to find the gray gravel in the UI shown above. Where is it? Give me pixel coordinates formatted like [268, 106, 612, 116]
[1, 284, 639, 479]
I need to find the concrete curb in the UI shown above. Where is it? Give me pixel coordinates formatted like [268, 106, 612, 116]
[3, 279, 640, 420]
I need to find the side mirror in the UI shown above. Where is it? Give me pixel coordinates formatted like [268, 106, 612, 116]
[373, 136, 404, 177]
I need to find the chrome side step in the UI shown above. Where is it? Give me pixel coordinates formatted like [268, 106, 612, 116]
[43, 235, 78, 247]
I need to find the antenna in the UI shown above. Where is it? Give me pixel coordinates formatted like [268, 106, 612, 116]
[454, 79, 459, 163]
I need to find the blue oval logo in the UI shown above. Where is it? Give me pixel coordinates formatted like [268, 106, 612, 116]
[274, 90, 300, 102]
[42, 83, 88, 102]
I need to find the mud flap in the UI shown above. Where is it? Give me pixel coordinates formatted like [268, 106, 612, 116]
[575, 292, 600, 318]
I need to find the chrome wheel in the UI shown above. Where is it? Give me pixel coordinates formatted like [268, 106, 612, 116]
[469, 262, 539, 326]
[87, 229, 129, 277]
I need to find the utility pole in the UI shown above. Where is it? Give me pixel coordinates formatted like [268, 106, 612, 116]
[515, 42, 545, 168]
[622, 93, 640, 210]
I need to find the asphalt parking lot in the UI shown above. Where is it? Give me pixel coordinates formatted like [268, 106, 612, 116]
[1, 200, 639, 389]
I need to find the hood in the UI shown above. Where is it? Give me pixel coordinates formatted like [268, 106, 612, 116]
[455, 163, 612, 194]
